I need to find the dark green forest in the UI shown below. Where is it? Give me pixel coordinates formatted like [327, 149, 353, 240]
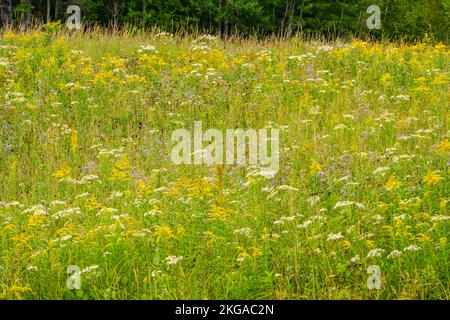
[0, 0, 448, 41]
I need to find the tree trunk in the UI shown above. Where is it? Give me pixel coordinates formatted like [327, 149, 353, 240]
[20, 2, 25, 27]
[108, 0, 122, 30]
[0, 0, 4, 28]
[113, 1, 118, 30]
[54, 0, 59, 20]
[142, 0, 146, 27]
[26, 0, 31, 27]
[7, 0, 11, 27]
[223, 0, 228, 38]
[281, 0, 290, 37]
[287, 1, 296, 38]
[298, 1, 304, 34]
[218, 0, 222, 35]
[0, 0, 6, 28]
[47, 0, 51, 23]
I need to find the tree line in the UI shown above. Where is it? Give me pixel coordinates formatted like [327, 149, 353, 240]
[0, 0, 448, 41]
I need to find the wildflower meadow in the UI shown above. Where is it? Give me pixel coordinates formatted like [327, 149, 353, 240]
[0, 26, 448, 300]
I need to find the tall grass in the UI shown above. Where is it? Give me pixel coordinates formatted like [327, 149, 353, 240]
[0, 27, 448, 299]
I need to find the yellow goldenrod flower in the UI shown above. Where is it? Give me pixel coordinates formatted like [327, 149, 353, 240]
[28, 214, 48, 228]
[364, 240, 375, 248]
[385, 175, 402, 190]
[71, 129, 78, 152]
[52, 165, 72, 178]
[154, 225, 176, 242]
[310, 160, 323, 173]
[342, 240, 352, 249]
[115, 155, 131, 171]
[236, 250, 249, 262]
[432, 74, 448, 85]
[423, 171, 443, 185]
[6, 286, 32, 299]
[435, 139, 450, 154]
[416, 233, 431, 243]
[250, 247, 263, 257]
[85, 196, 101, 211]
[4, 223, 15, 230]
[209, 204, 228, 221]
[380, 73, 393, 84]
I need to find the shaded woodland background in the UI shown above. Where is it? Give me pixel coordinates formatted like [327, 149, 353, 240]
[0, 0, 448, 40]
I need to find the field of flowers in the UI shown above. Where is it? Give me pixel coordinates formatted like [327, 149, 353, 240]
[0, 28, 448, 299]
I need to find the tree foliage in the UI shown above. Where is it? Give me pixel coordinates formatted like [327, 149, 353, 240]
[0, 0, 448, 41]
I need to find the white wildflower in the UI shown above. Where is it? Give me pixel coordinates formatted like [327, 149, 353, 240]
[327, 232, 344, 240]
[234, 228, 252, 237]
[387, 250, 402, 258]
[366, 248, 385, 258]
[297, 220, 312, 229]
[307, 195, 321, 206]
[404, 245, 420, 252]
[50, 200, 66, 207]
[81, 265, 99, 274]
[165, 256, 183, 265]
